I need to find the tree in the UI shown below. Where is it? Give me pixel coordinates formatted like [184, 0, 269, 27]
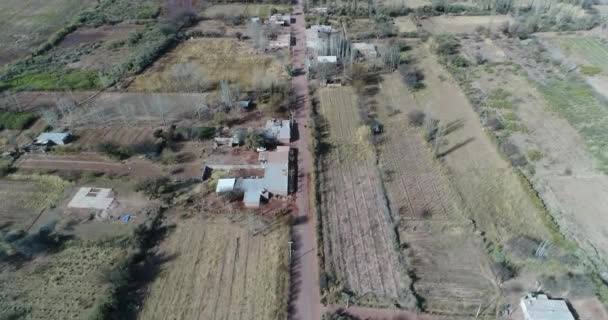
[213, 111, 228, 126]
[41, 110, 59, 128]
[245, 132, 265, 149]
[220, 80, 233, 108]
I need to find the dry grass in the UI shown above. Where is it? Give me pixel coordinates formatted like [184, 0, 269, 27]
[0, 243, 124, 319]
[130, 38, 287, 92]
[137, 215, 290, 320]
[394, 17, 418, 33]
[0, 175, 70, 229]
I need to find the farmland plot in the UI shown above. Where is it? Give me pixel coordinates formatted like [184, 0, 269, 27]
[137, 216, 290, 320]
[0, 175, 70, 230]
[203, 4, 291, 18]
[420, 15, 513, 34]
[545, 36, 608, 72]
[377, 74, 498, 316]
[317, 87, 414, 307]
[131, 38, 287, 92]
[0, 243, 123, 319]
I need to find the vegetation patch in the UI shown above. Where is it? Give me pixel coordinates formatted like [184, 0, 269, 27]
[0, 111, 38, 130]
[538, 77, 608, 173]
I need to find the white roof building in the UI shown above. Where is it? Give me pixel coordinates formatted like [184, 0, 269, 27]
[317, 56, 337, 64]
[520, 294, 575, 320]
[216, 178, 236, 193]
[68, 187, 116, 211]
[35, 132, 71, 145]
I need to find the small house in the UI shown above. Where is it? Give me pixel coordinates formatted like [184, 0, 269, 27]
[35, 132, 72, 146]
[520, 294, 575, 320]
[317, 56, 337, 64]
[216, 178, 236, 193]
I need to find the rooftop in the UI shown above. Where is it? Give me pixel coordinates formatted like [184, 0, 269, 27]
[520, 294, 575, 320]
[264, 119, 291, 142]
[68, 187, 115, 211]
[35, 132, 71, 145]
[317, 56, 337, 63]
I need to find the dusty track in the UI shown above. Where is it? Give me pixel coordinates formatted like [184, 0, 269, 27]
[289, 0, 322, 319]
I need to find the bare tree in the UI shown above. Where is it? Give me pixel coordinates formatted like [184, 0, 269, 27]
[41, 110, 59, 128]
[167, 62, 209, 92]
[195, 95, 209, 120]
[148, 95, 168, 126]
[220, 80, 233, 109]
[55, 94, 77, 126]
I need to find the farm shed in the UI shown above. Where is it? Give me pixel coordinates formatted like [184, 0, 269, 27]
[317, 56, 337, 64]
[35, 132, 72, 145]
[232, 129, 246, 146]
[237, 100, 252, 109]
[520, 294, 575, 320]
[264, 119, 291, 144]
[216, 178, 236, 193]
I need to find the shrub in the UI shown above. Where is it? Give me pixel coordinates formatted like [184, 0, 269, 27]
[527, 149, 543, 162]
[0, 111, 38, 130]
[135, 177, 171, 198]
[580, 65, 602, 76]
[408, 110, 426, 127]
[434, 34, 460, 56]
[98, 142, 133, 160]
[399, 65, 425, 90]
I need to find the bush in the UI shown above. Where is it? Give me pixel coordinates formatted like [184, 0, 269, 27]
[580, 65, 602, 76]
[98, 142, 133, 160]
[399, 65, 425, 90]
[0, 111, 38, 130]
[408, 110, 426, 127]
[135, 177, 171, 197]
[434, 34, 460, 56]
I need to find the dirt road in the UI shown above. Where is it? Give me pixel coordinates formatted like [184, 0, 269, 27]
[289, 1, 322, 319]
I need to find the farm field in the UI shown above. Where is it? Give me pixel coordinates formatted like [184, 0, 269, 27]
[0, 243, 123, 320]
[137, 215, 290, 320]
[0, 175, 70, 230]
[0, 0, 95, 65]
[317, 87, 414, 307]
[130, 38, 287, 92]
[463, 38, 608, 277]
[412, 46, 555, 247]
[73, 126, 157, 149]
[420, 15, 513, 34]
[544, 36, 608, 73]
[376, 74, 499, 316]
[203, 4, 291, 18]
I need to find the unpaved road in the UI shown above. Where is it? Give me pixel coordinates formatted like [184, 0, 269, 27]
[289, 0, 322, 319]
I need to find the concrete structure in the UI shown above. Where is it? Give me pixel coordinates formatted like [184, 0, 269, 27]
[311, 7, 328, 14]
[216, 178, 236, 193]
[317, 55, 337, 64]
[270, 33, 290, 49]
[35, 132, 72, 145]
[353, 42, 378, 59]
[268, 14, 291, 26]
[520, 294, 575, 320]
[264, 119, 291, 144]
[68, 187, 116, 211]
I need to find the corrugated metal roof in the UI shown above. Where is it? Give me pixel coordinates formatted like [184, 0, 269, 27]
[35, 132, 71, 145]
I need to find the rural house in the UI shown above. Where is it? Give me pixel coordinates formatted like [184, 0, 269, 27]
[520, 294, 575, 320]
[34, 132, 72, 146]
[264, 119, 291, 145]
[68, 187, 118, 219]
[215, 146, 291, 208]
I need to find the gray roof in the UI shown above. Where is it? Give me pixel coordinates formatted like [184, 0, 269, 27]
[263, 163, 289, 195]
[35, 132, 71, 145]
[264, 119, 291, 141]
[520, 295, 575, 320]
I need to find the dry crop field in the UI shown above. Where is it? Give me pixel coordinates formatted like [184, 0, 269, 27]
[73, 126, 157, 148]
[137, 215, 290, 320]
[0, 175, 70, 230]
[376, 74, 499, 316]
[0, 243, 122, 319]
[394, 17, 418, 33]
[0, 0, 95, 65]
[420, 15, 513, 34]
[203, 4, 291, 18]
[317, 87, 414, 307]
[130, 38, 287, 92]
